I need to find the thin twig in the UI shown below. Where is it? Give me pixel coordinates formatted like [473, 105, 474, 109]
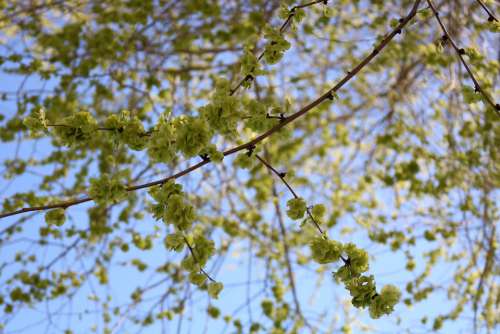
[44, 238, 81, 270]
[254, 153, 324, 235]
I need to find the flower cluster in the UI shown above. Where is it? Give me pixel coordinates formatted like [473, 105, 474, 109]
[53, 111, 98, 146]
[286, 197, 401, 318]
[149, 180, 195, 231]
[164, 232, 185, 252]
[201, 144, 224, 163]
[88, 173, 127, 205]
[244, 99, 277, 133]
[263, 27, 291, 65]
[146, 115, 176, 163]
[335, 243, 369, 279]
[334, 243, 401, 318]
[310, 236, 342, 264]
[286, 197, 307, 219]
[23, 107, 48, 137]
[369, 284, 401, 319]
[175, 116, 211, 158]
[200, 79, 240, 137]
[104, 110, 148, 150]
[240, 47, 260, 78]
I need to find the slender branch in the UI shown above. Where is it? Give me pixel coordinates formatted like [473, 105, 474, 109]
[270, 181, 311, 329]
[254, 153, 324, 235]
[475, 0, 498, 22]
[426, 0, 500, 117]
[0, 0, 422, 220]
[44, 238, 81, 270]
[254, 154, 298, 198]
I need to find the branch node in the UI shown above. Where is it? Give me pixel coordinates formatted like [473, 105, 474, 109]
[487, 15, 495, 22]
[327, 91, 335, 100]
[495, 104, 500, 111]
[267, 113, 287, 122]
[199, 154, 210, 161]
[458, 48, 466, 55]
[246, 144, 256, 157]
[278, 172, 287, 178]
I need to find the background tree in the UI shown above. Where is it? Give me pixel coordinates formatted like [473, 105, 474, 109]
[0, 0, 498, 333]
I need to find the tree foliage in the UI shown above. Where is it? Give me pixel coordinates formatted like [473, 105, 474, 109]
[0, 0, 499, 333]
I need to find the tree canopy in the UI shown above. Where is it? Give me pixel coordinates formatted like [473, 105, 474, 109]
[0, 0, 499, 333]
